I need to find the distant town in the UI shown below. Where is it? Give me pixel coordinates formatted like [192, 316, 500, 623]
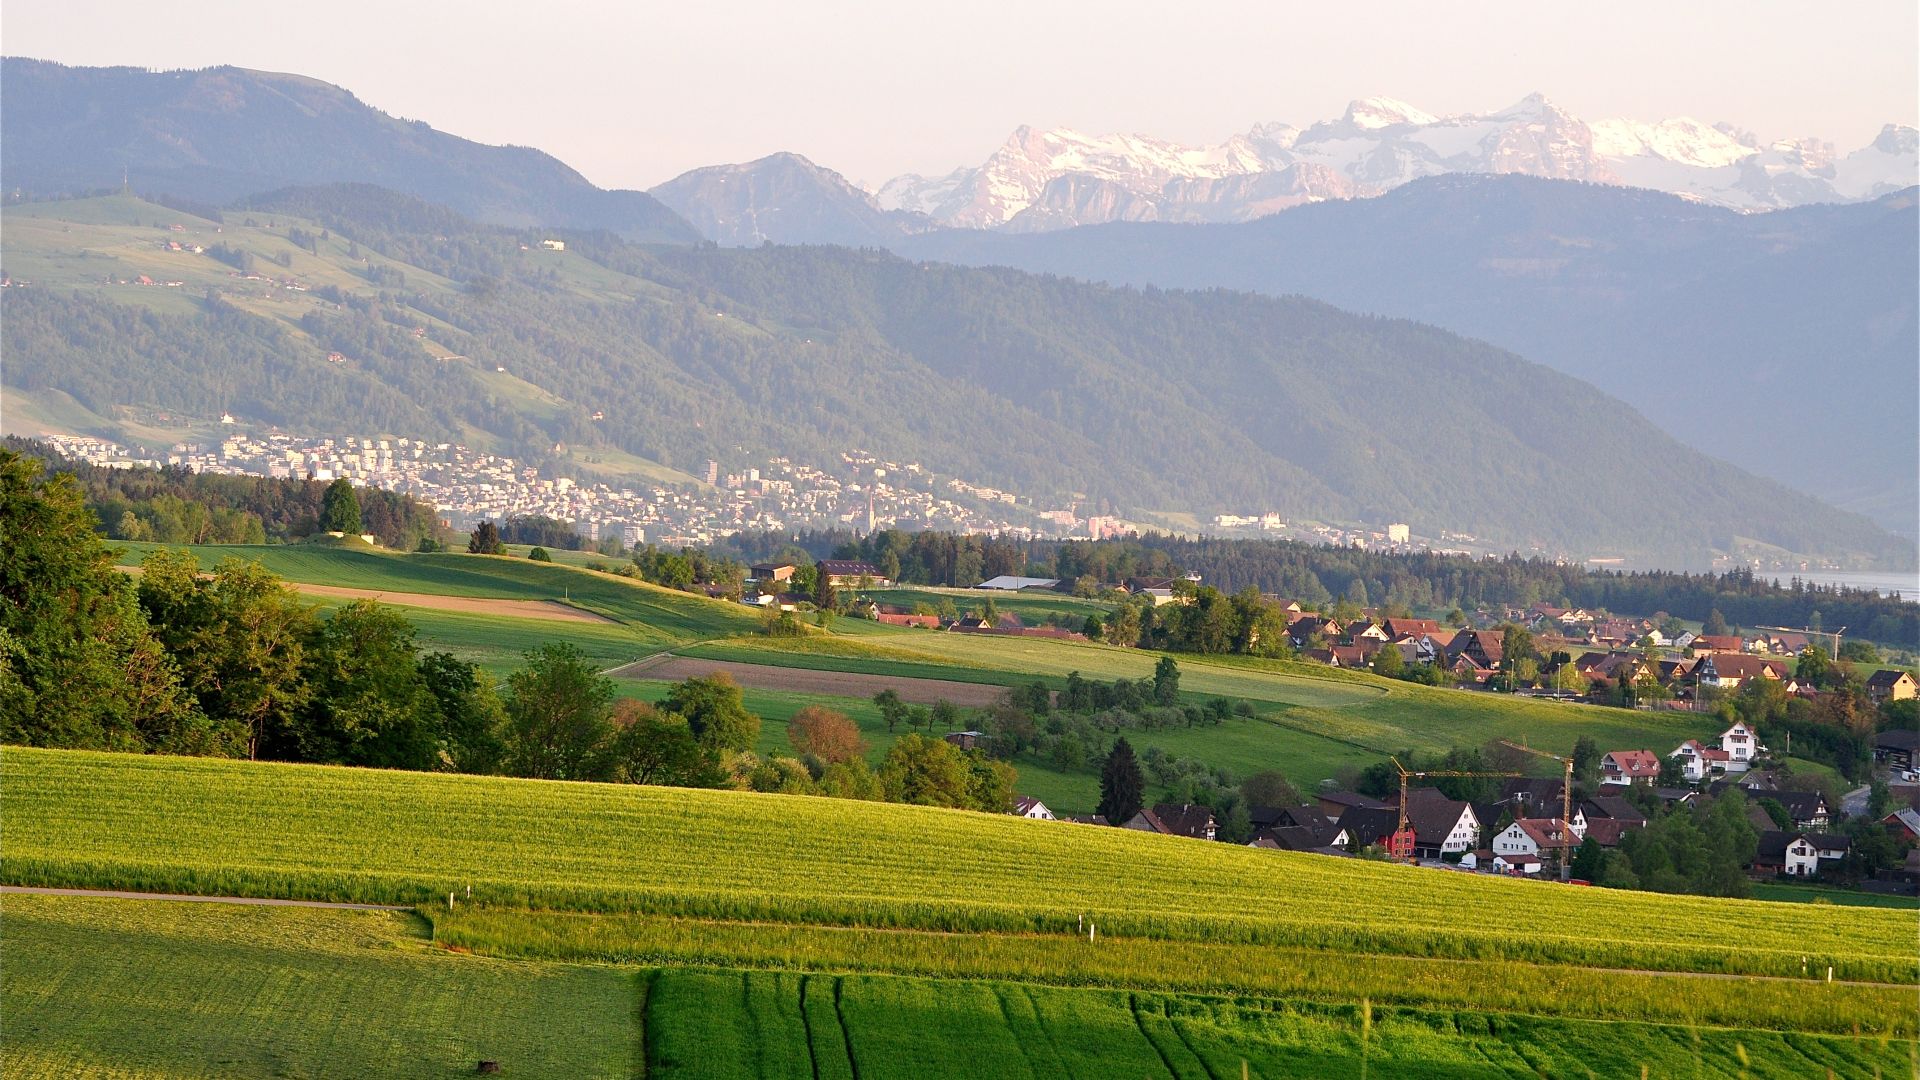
[41, 428, 1475, 556]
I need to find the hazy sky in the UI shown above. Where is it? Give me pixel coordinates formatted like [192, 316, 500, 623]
[7, 1, 1916, 190]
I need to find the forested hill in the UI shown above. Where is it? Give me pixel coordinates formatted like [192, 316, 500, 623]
[897, 175, 1920, 537]
[1, 186, 1908, 568]
[0, 58, 698, 244]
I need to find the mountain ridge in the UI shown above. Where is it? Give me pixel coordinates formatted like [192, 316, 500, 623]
[0, 57, 701, 244]
[2, 186, 1908, 569]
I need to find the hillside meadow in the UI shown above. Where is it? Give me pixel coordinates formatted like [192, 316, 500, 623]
[5, 748, 1911, 983]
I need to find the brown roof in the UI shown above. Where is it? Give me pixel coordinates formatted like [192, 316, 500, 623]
[1137, 803, 1216, 840]
[1602, 750, 1661, 778]
[1512, 817, 1580, 850]
[1692, 635, 1745, 653]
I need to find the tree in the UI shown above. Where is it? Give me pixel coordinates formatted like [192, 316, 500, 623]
[930, 699, 962, 733]
[968, 755, 1019, 813]
[468, 521, 503, 555]
[1241, 769, 1301, 809]
[140, 551, 312, 760]
[1795, 646, 1834, 689]
[604, 701, 713, 786]
[1569, 836, 1604, 882]
[1571, 735, 1599, 788]
[1656, 753, 1686, 787]
[502, 643, 615, 780]
[1153, 656, 1181, 706]
[318, 478, 361, 535]
[1370, 645, 1404, 678]
[662, 672, 760, 753]
[0, 454, 206, 752]
[528, 546, 551, 562]
[421, 651, 506, 773]
[1703, 608, 1730, 637]
[296, 600, 439, 769]
[788, 706, 866, 765]
[871, 688, 907, 733]
[1097, 737, 1145, 824]
[814, 566, 837, 610]
[878, 734, 975, 807]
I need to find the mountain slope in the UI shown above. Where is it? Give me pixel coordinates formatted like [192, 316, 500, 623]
[898, 175, 1920, 537]
[1, 187, 1906, 568]
[648, 152, 932, 246]
[0, 58, 699, 243]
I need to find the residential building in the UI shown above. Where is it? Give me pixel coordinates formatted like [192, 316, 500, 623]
[1866, 669, 1919, 706]
[1123, 803, 1217, 841]
[1600, 750, 1661, 786]
[1753, 831, 1820, 877]
[1012, 796, 1055, 820]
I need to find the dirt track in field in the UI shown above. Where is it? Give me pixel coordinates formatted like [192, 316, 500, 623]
[113, 566, 614, 623]
[607, 656, 1011, 706]
[286, 583, 615, 623]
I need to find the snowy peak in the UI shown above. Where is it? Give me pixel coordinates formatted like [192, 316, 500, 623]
[874, 98, 1917, 232]
[1342, 96, 1438, 130]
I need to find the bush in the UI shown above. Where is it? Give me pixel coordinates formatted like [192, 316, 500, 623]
[528, 547, 552, 562]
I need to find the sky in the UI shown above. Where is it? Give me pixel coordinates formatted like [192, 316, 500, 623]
[6, 1, 1916, 191]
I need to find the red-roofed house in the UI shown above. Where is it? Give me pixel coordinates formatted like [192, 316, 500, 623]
[1600, 750, 1661, 787]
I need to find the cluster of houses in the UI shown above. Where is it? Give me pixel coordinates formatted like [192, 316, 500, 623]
[1270, 602, 1917, 707]
[996, 717, 1908, 885]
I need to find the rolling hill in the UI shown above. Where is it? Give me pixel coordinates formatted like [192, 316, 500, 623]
[0, 57, 698, 243]
[898, 175, 1920, 536]
[2, 187, 1908, 567]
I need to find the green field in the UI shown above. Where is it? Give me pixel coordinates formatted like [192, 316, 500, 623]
[4, 749, 1913, 1078]
[2, 894, 635, 1079]
[99, 544, 1800, 808]
[10, 897, 1901, 1080]
[6, 749, 1911, 982]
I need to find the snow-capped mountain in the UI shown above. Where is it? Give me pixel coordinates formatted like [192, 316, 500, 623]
[872, 95, 1916, 232]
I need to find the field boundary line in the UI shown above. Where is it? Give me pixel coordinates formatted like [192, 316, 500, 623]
[0, 885, 407, 911]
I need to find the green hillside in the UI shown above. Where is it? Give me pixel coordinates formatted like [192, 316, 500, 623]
[3, 189, 1904, 567]
[2, 749, 1909, 1077]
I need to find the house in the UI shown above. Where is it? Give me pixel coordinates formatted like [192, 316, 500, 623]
[1873, 729, 1920, 772]
[1347, 620, 1391, 643]
[817, 560, 890, 586]
[749, 562, 797, 583]
[1123, 803, 1217, 841]
[1012, 796, 1055, 820]
[1491, 818, 1580, 863]
[1601, 750, 1661, 786]
[1866, 669, 1919, 706]
[1316, 789, 1388, 820]
[942, 731, 985, 751]
[1806, 832, 1851, 864]
[1501, 778, 1571, 817]
[1581, 796, 1647, 825]
[1694, 654, 1785, 692]
[1332, 806, 1403, 851]
[1448, 630, 1505, 670]
[538, 238, 566, 251]
[1691, 635, 1746, 655]
[1670, 739, 1732, 783]
[1769, 790, 1830, 830]
[1653, 787, 1699, 809]
[1383, 617, 1441, 641]
[1581, 817, 1643, 848]
[1670, 630, 1697, 651]
[1401, 788, 1481, 858]
[1753, 831, 1820, 877]
[975, 575, 1061, 591]
[1880, 806, 1920, 842]
[875, 612, 941, 629]
[1717, 721, 1763, 768]
[1491, 852, 1545, 875]
[1248, 805, 1349, 849]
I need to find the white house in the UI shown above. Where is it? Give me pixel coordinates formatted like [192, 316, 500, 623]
[1491, 853, 1544, 875]
[1013, 796, 1055, 821]
[1670, 739, 1732, 783]
[1491, 818, 1580, 863]
[1718, 721, 1762, 772]
[1757, 832, 1820, 877]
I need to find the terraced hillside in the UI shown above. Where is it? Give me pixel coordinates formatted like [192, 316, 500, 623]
[2, 748, 1910, 1078]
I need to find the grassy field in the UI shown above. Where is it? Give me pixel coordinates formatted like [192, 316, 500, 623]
[6, 748, 1913, 983]
[1, 894, 635, 1079]
[9, 895, 1902, 1079]
[642, 968, 1906, 1080]
[863, 585, 1117, 627]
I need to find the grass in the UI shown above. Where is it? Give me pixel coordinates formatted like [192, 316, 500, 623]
[643, 968, 1906, 1080]
[863, 586, 1117, 626]
[1751, 881, 1920, 909]
[6, 748, 1914, 983]
[0, 894, 635, 1079]
[430, 906, 1911, 1036]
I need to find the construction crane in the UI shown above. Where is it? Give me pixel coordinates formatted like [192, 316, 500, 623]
[1497, 734, 1574, 826]
[1754, 625, 1846, 661]
[1389, 757, 1521, 863]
